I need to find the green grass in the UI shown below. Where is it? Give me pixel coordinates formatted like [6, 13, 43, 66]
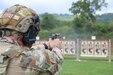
[59, 56, 113, 75]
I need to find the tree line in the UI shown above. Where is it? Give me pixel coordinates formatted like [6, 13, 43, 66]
[38, 0, 113, 40]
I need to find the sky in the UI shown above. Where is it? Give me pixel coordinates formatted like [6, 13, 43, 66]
[0, 0, 113, 15]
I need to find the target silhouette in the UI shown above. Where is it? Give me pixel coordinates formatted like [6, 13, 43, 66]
[81, 40, 109, 57]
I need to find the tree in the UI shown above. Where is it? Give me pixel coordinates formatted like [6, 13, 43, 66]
[69, 0, 107, 36]
[41, 13, 58, 30]
[69, 0, 107, 23]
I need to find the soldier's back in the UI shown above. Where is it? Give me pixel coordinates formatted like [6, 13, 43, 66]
[0, 37, 32, 75]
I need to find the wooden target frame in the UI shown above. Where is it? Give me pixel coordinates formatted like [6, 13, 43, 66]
[32, 39, 111, 62]
[32, 40, 76, 55]
[61, 41, 76, 55]
[80, 40, 109, 57]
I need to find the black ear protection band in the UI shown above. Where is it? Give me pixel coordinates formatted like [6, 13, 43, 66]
[32, 15, 40, 24]
[22, 15, 40, 47]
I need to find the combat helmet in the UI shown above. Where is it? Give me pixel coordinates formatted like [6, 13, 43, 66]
[51, 33, 61, 40]
[0, 4, 40, 34]
[0, 4, 40, 46]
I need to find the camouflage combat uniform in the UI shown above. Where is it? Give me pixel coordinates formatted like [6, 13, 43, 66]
[0, 37, 63, 75]
[0, 4, 63, 75]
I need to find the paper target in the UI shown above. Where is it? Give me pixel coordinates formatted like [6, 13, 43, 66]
[61, 41, 76, 55]
[95, 41, 101, 55]
[80, 40, 109, 57]
[87, 41, 94, 55]
[81, 41, 88, 55]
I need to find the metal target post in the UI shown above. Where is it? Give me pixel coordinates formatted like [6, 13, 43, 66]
[108, 39, 111, 62]
[75, 39, 80, 61]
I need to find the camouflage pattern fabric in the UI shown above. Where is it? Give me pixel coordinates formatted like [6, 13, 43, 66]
[0, 37, 63, 75]
[0, 4, 39, 33]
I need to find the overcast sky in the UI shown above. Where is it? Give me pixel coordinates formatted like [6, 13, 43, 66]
[0, 0, 113, 15]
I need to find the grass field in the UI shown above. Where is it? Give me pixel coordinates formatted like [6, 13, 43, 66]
[59, 56, 113, 75]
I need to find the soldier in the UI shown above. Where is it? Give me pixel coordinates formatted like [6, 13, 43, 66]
[48, 33, 62, 50]
[0, 4, 63, 75]
[35, 33, 63, 63]
[35, 33, 62, 51]
[48, 33, 63, 61]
